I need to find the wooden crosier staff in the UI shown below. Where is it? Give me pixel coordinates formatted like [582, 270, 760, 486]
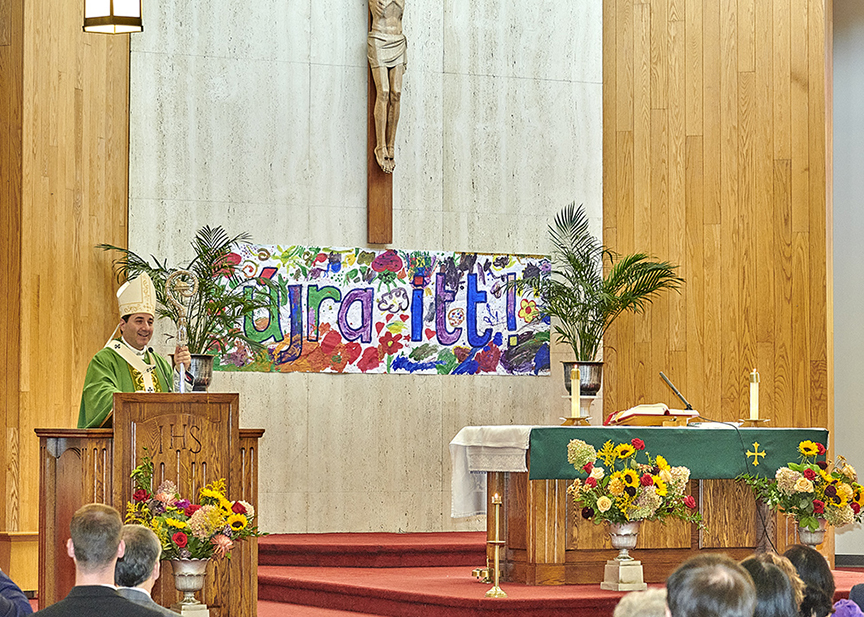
[166, 270, 198, 393]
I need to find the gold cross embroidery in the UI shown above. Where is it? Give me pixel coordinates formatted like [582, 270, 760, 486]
[747, 442, 766, 466]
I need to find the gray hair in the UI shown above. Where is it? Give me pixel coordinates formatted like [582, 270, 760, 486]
[614, 588, 669, 617]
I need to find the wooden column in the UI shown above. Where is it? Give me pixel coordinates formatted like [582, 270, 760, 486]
[0, 0, 129, 589]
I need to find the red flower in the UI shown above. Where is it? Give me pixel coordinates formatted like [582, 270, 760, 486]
[133, 489, 150, 502]
[853, 503, 861, 515]
[231, 501, 247, 514]
[357, 346, 381, 372]
[214, 252, 242, 277]
[631, 438, 645, 451]
[816, 443, 827, 456]
[378, 331, 404, 357]
[803, 468, 816, 481]
[683, 495, 696, 509]
[813, 500, 825, 514]
[371, 250, 403, 273]
[582, 462, 594, 474]
[584, 477, 597, 488]
[640, 473, 654, 487]
[172, 532, 188, 548]
[184, 504, 202, 517]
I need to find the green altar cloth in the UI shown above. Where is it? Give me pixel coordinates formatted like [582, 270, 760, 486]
[528, 426, 829, 480]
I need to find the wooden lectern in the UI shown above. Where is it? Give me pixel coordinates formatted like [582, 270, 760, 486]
[37, 393, 264, 617]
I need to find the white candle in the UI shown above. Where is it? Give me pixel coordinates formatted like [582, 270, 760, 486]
[749, 369, 760, 420]
[492, 493, 501, 540]
[571, 367, 581, 417]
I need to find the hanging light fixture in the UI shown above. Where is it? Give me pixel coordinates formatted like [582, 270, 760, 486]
[83, 0, 143, 34]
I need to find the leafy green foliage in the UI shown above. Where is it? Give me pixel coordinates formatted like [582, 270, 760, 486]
[518, 203, 683, 361]
[98, 226, 274, 355]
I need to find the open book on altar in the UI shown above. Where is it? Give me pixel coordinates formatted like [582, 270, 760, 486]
[604, 403, 701, 426]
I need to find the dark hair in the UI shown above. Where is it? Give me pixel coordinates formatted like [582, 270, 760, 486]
[784, 544, 835, 617]
[741, 557, 800, 617]
[667, 553, 756, 617]
[115, 525, 162, 587]
[70, 503, 123, 572]
[121, 315, 130, 322]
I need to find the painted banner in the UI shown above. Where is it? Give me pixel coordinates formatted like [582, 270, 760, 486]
[213, 244, 551, 375]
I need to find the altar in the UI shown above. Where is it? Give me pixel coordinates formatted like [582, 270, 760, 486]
[450, 425, 829, 585]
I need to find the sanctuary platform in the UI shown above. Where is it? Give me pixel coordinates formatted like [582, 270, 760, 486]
[256, 532, 864, 617]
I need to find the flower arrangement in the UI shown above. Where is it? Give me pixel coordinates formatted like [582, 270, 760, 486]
[125, 454, 263, 560]
[566, 438, 702, 526]
[738, 440, 864, 532]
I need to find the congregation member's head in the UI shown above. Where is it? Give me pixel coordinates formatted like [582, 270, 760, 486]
[740, 556, 800, 617]
[666, 553, 756, 617]
[784, 545, 835, 617]
[752, 551, 806, 609]
[115, 525, 163, 590]
[614, 588, 668, 617]
[67, 503, 125, 582]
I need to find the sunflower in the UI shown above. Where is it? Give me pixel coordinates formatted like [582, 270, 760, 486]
[656, 455, 671, 472]
[164, 517, 188, 529]
[799, 441, 820, 457]
[227, 513, 248, 531]
[622, 469, 639, 487]
[614, 443, 636, 459]
[608, 475, 625, 496]
[653, 476, 668, 497]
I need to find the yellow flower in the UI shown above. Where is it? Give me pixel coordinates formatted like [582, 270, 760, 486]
[654, 476, 668, 497]
[854, 484, 864, 507]
[794, 477, 814, 493]
[164, 518, 187, 529]
[608, 476, 625, 496]
[799, 441, 819, 457]
[656, 455, 671, 472]
[597, 441, 616, 466]
[227, 513, 248, 531]
[518, 299, 539, 323]
[614, 443, 636, 459]
[622, 469, 639, 487]
[200, 487, 225, 502]
[839, 483, 854, 502]
[596, 496, 613, 513]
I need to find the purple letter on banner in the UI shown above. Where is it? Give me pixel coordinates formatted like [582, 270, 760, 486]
[338, 288, 373, 343]
[435, 273, 461, 345]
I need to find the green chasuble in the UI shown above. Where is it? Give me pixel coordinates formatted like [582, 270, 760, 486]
[78, 344, 175, 428]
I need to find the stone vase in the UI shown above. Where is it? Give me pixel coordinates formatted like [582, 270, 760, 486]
[170, 558, 211, 615]
[797, 518, 828, 549]
[600, 520, 648, 591]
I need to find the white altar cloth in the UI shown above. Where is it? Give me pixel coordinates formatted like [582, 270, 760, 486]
[449, 425, 533, 518]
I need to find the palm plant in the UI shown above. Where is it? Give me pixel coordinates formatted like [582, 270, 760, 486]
[98, 226, 272, 355]
[522, 203, 683, 361]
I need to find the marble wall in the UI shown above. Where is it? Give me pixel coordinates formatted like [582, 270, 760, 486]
[128, 0, 602, 532]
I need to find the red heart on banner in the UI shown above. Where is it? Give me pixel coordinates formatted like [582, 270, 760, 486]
[375, 322, 385, 334]
[425, 328, 435, 340]
[400, 314, 409, 322]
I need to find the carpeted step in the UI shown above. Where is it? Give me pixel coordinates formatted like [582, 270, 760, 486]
[258, 564, 626, 617]
[258, 600, 383, 617]
[259, 532, 487, 568]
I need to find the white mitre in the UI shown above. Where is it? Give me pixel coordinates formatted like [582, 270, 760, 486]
[117, 273, 156, 317]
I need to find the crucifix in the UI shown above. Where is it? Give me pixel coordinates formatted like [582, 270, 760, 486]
[366, 0, 405, 245]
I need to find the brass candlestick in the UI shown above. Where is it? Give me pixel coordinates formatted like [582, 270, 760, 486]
[485, 493, 507, 598]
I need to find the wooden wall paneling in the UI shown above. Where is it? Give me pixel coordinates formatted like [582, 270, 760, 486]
[700, 479, 761, 548]
[617, 0, 635, 132]
[650, 0, 668, 111]
[685, 0, 703, 136]
[701, 0, 721, 225]
[603, 0, 828, 430]
[604, 0, 619, 234]
[668, 19, 687, 354]
[773, 160, 794, 425]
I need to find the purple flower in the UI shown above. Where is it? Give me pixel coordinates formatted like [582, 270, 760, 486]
[175, 499, 191, 510]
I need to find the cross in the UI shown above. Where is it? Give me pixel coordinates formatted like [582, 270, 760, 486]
[746, 442, 766, 466]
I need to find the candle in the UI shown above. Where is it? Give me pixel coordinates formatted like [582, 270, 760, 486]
[492, 493, 501, 540]
[749, 369, 760, 420]
[571, 367, 581, 417]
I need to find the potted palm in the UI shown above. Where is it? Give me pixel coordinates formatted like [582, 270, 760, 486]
[99, 226, 273, 390]
[520, 203, 683, 395]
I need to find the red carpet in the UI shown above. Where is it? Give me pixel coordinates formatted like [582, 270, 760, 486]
[258, 533, 864, 617]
